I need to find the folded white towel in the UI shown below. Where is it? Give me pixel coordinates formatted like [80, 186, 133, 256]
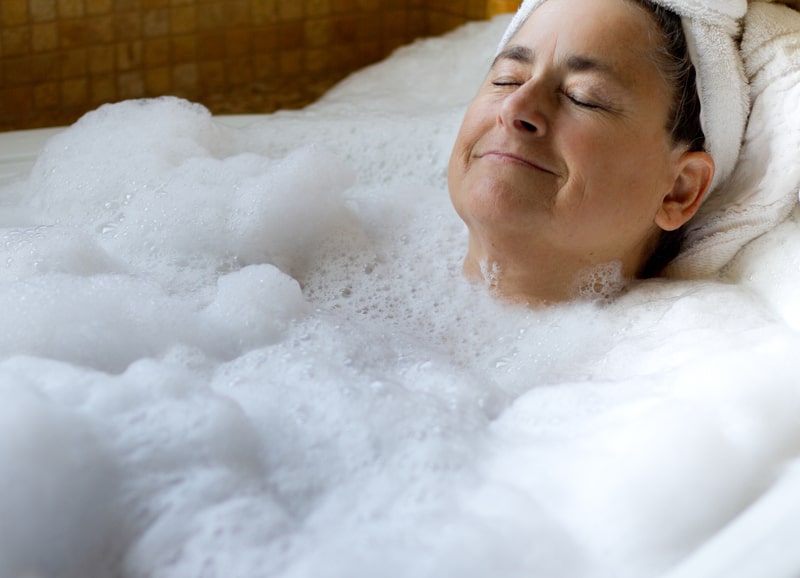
[497, 0, 750, 197]
[666, 1, 800, 277]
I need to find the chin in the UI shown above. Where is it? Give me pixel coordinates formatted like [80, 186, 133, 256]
[454, 174, 551, 230]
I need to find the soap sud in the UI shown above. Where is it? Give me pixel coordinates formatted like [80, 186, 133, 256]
[479, 258, 502, 290]
[573, 260, 628, 303]
[1, 15, 800, 578]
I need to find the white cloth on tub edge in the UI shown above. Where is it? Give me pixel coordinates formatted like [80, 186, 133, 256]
[665, 2, 800, 278]
[496, 0, 750, 199]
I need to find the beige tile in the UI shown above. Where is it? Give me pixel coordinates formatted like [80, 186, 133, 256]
[305, 0, 331, 18]
[357, 0, 380, 11]
[88, 45, 114, 73]
[171, 35, 197, 62]
[381, 10, 406, 43]
[58, 0, 86, 19]
[113, 0, 137, 12]
[227, 57, 253, 85]
[142, 0, 169, 9]
[31, 0, 58, 23]
[32, 23, 60, 52]
[116, 41, 142, 70]
[355, 14, 380, 42]
[197, 31, 225, 59]
[196, 3, 224, 31]
[3, 0, 29, 25]
[172, 62, 198, 94]
[305, 48, 331, 74]
[226, 1, 250, 27]
[406, 8, 425, 38]
[117, 70, 145, 98]
[145, 66, 172, 93]
[331, 0, 358, 13]
[278, 21, 304, 49]
[87, 15, 115, 43]
[60, 48, 87, 78]
[334, 16, 356, 43]
[144, 37, 170, 66]
[198, 59, 225, 90]
[169, 5, 196, 34]
[34, 81, 60, 108]
[86, 0, 113, 15]
[486, 0, 518, 15]
[253, 0, 278, 25]
[278, 1, 303, 21]
[253, 53, 278, 80]
[467, 0, 486, 18]
[278, 49, 302, 76]
[113, 12, 141, 41]
[58, 21, 88, 48]
[143, 8, 169, 37]
[354, 40, 380, 66]
[31, 53, 60, 81]
[2, 27, 31, 56]
[226, 29, 250, 57]
[90, 73, 116, 103]
[2, 86, 35, 114]
[61, 77, 88, 106]
[305, 18, 331, 48]
[4, 56, 34, 85]
[252, 26, 278, 53]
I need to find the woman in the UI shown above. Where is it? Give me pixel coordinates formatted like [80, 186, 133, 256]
[448, 0, 747, 304]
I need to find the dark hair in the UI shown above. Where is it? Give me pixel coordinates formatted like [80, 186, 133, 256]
[630, 0, 706, 278]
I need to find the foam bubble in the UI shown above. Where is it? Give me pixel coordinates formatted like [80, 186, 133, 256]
[573, 260, 628, 303]
[0, 381, 121, 578]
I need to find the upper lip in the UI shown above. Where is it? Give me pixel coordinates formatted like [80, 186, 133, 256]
[478, 150, 556, 174]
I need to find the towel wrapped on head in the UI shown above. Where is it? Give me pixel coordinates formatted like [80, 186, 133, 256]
[667, 1, 800, 277]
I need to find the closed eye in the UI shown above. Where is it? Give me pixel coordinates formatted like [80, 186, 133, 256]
[565, 92, 603, 110]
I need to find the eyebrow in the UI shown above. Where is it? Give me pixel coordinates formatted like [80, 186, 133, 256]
[492, 45, 623, 84]
[564, 55, 617, 79]
[492, 45, 534, 67]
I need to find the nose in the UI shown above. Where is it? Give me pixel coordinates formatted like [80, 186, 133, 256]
[498, 79, 548, 137]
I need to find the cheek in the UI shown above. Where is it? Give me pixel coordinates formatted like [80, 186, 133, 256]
[556, 124, 673, 234]
[451, 102, 487, 156]
[563, 122, 671, 199]
[449, 102, 490, 192]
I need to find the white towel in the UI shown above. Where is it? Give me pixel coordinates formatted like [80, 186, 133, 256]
[666, 1, 800, 277]
[497, 0, 750, 197]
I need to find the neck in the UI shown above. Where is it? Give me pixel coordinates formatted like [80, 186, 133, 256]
[462, 231, 633, 305]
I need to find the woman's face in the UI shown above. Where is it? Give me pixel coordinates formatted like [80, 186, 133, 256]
[448, 0, 687, 295]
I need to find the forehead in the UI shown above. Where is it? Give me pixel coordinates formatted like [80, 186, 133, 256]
[503, 0, 660, 80]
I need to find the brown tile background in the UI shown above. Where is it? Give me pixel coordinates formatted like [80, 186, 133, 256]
[0, 0, 520, 130]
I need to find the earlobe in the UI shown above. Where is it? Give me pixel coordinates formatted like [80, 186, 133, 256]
[655, 151, 715, 231]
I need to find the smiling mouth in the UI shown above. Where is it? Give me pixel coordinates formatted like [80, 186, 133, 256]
[479, 151, 555, 174]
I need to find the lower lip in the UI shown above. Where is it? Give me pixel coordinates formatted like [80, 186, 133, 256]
[481, 153, 549, 173]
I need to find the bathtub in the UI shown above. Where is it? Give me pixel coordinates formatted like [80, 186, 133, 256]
[0, 117, 262, 185]
[1, 15, 800, 578]
[0, 127, 60, 184]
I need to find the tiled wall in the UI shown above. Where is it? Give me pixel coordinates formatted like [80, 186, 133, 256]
[0, 0, 520, 131]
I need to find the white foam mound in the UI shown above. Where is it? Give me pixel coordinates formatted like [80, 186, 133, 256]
[1, 15, 800, 578]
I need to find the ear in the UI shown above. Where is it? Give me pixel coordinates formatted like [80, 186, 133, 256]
[655, 151, 715, 232]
